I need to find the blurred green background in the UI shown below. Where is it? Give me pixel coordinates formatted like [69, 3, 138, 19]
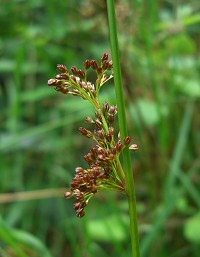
[0, 0, 200, 257]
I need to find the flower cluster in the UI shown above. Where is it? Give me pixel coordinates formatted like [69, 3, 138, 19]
[48, 53, 138, 217]
[48, 53, 113, 109]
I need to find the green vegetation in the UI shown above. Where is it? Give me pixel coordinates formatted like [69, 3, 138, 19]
[0, 1, 200, 257]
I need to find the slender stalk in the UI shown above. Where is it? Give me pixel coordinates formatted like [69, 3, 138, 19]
[106, 1, 140, 257]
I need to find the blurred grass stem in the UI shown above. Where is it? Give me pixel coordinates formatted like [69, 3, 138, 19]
[106, 1, 140, 257]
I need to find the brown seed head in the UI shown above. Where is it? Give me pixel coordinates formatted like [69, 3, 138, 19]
[124, 136, 131, 145]
[116, 141, 123, 152]
[71, 66, 78, 75]
[48, 78, 57, 86]
[101, 53, 109, 62]
[57, 64, 68, 73]
[102, 60, 109, 70]
[78, 69, 85, 80]
[56, 73, 69, 80]
[85, 116, 94, 123]
[103, 102, 109, 115]
[64, 192, 72, 198]
[79, 127, 93, 138]
[83, 60, 91, 69]
[91, 60, 98, 70]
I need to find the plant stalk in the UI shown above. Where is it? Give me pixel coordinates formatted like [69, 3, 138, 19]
[106, 1, 140, 257]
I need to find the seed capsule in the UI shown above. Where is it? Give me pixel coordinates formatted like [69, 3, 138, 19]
[129, 144, 138, 151]
[116, 141, 123, 152]
[79, 127, 93, 138]
[103, 102, 109, 115]
[91, 60, 98, 70]
[48, 78, 57, 86]
[97, 67, 102, 74]
[84, 60, 91, 69]
[78, 69, 85, 79]
[108, 127, 114, 135]
[71, 66, 78, 75]
[76, 208, 85, 218]
[57, 64, 68, 73]
[75, 167, 84, 173]
[85, 116, 94, 123]
[56, 73, 69, 80]
[101, 53, 109, 62]
[102, 60, 109, 70]
[124, 136, 131, 145]
[64, 192, 72, 198]
[105, 133, 112, 143]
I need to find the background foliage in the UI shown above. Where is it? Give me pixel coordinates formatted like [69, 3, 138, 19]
[0, 0, 200, 257]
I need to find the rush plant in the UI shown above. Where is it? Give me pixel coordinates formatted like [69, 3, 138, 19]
[48, 53, 138, 218]
[48, 1, 140, 257]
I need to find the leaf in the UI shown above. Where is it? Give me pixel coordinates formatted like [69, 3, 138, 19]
[0, 216, 53, 257]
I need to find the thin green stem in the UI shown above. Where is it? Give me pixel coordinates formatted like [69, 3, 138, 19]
[106, 1, 140, 257]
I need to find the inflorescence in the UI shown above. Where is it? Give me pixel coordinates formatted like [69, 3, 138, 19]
[48, 53, 138, 218]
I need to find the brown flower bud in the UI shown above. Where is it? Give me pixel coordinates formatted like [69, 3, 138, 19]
[97, 67, 102, 74]
[116, 141, 123, 152]
[91, 60, 98, 70]
[118, 132, 121, 140]
[105, 133, 112, 143]
[98, 140, 105, 147]
[79, 127, 93, 138]
[78, 69, 85, 79]
[71, 66, 78, 75]
[90, 146, 98, 156]
[94, 119, 102, 130]
[85, 116, 94, 123]
[60, 87, 69, 94]
[56, 73, 69, 80]
[70, 75, 77, 82]
[111, 146, 117, 155]
[97, 154, 106, 161]
[102, 60, 109, 70]
[76, 208, 85, 218]
[75, 167, 84, 173]
[84, 153, 93, 163]
[108, 113, 114, 123]
[72, 89, 80, 96]
[108, 127, 114, 135]
[73, 202, 81, 210]
[124, 136, 131, 145]
[55, 84, 69, 94]
[102, 102, 109, 115]
[64, 192, 72, 198]
[107, 152, 114, 160]
[80, 201, 87, 208]
[83, 60, 91, 69]
[91, 185, 97, 193]
[95, 129, 104, 139]
[101, 53, 109, 62]
[108, 60, 113, 69]
[48, 78, 57, 86]
[109, 105, 117, 114]
[57, 64, 68, 73]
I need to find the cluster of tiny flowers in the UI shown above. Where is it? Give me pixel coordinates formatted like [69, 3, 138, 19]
[48, 53, 138, 218]
[48, 53, 113, 107]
